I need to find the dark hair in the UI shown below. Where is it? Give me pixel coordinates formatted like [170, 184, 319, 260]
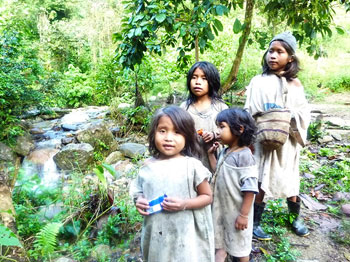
[216, 108, 256, 147]
[184, 61, 223, 107]
[148, 105, 201, 159]
[262, 40, 300, 81]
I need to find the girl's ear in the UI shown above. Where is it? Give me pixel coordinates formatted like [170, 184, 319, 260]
[288, 55, 295, 63]
[239, 125, 244, 134]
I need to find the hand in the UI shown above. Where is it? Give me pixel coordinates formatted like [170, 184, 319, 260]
[235, 214, 248, 230]
[208, 141, 220, 154]
[135, 197, 150, 216]
[202, 131, 215, 143]
[162, 197, 186, 212]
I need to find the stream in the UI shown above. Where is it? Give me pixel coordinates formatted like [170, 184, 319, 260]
[21, 106, 110, 188]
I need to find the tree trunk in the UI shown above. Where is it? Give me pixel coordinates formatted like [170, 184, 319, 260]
[221, 0, 255, 94]
[195, 36, 199, 62]
[134, 71, 146, 107]
[0, 158, 29, 261]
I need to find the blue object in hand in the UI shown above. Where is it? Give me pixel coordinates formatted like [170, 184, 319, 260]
[147, 194, 167, 214]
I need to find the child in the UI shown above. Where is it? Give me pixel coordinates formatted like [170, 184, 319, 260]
[208, 108, 258, 262]
[244, 32, 310, 240]
[180, 61, 228, 171]
[130, 105, 215, 262]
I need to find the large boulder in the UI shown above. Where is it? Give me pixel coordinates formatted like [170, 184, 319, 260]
[13, 133, 35, 156]
[76, 122, 117, 155]
[119, 143, 146, 159]
[53, 143, 94, 171]
[0, 142, 17, 179]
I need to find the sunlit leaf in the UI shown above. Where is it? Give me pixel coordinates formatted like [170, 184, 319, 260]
[233, 18, 242, 34]
[155, 13, 166, 23]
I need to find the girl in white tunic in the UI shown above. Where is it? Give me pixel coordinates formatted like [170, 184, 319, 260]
[180, 61, 228, 171]
[244, 32, 310, 240]
[130, 105, 214, 262]
[208, 108, 258, 262]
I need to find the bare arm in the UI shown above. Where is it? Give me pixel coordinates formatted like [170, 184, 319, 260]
[162, 179, 212, 212]
[207, 141, 220, 171]
[235, 191, 255, 230]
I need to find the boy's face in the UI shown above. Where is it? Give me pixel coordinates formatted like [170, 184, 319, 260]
[190, 68, 209, 98]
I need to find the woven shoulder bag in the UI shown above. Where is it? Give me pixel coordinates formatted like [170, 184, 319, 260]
[255, 108, 291, 150]
[254, 76, 292, 150]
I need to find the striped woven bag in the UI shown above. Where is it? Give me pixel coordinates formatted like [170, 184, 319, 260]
[255, 108, 291, 150]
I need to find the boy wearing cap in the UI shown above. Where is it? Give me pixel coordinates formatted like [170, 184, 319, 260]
[244, 32, 310, 240]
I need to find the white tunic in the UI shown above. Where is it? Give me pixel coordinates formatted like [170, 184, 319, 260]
[212, 148, 258, 257]
[244, 74, 310, 198]
[180, 100, 228, 170]
[130, 156, 215, 262]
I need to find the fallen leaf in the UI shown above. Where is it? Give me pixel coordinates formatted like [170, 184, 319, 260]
[344, 252, 350, 261]
[259, 247, 269, 255]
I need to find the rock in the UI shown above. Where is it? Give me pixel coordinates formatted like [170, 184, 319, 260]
[30, 127, 44, 134]
[76, 122, 114, 155]
[119, 143, 146, 159]
[303, 173, 315, 179]
[53, 143, 94, 171]
[37, 203, 64, 220]
[332, 192, 350, 201]
[54, 257, 76, 262]
[105, 151, 124, 165]
[61, 137, 76, 145]
[110, 126, 121, 136]
[341, 204, 350, 216]
[61, 124, 79, 131]
[27, 148, 59, 165]
[329, 131, 342, 141]
[299, 193, 328, 211]
[118, 103, 131, 109]
[325, 117, 346, 127]
[91, 244, 113, 259]
[0, 142, 16, 162]
[318, 135, 333, 144]
[13, 133, 35, 156]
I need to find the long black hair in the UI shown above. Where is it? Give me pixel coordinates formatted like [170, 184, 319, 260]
[216, 108, 256, 147]
[148, 106, 201, 159]
[184, 61, 223, 108]
[262, 40, 300, 81]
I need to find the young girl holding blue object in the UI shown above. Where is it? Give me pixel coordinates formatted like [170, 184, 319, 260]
[244, 32, 310, 240]
[180, 61, 228, 171]
[208, 108, 258, 262]
[130, 105, 214, 262]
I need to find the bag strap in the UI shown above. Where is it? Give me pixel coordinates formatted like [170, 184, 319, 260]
[210, 148, 232, 194]
[280, 76, 289, 107]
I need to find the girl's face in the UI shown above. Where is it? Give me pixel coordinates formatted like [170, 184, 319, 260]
[190, 68, 209, 99]
[155, 115, 185, 160]
[266, 41, 293, 74]
[217, 121, 236, 147]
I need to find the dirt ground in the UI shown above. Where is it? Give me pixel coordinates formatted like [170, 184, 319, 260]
[249, 92, 350, 262]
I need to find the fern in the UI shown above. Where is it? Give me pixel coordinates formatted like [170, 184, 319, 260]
[34, 222, 62, 258]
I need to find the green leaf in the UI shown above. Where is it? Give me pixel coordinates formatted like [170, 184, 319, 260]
[215, 5, 224, 15]
[135, 27, 142, 36]
[325, 27, 332, 37]
[94, 165, 107, 192]
[155, 13, 167, 23]
[335, 26, 345, 35]
[213, 19, 223, 31]
[102, 163, 120, 178]
[233, 18, 242, 34]
[127, 28, 135, 38]
[0, 224, 22, 247]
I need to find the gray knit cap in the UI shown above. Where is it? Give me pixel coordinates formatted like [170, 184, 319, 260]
[270, 32, 297, 53]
